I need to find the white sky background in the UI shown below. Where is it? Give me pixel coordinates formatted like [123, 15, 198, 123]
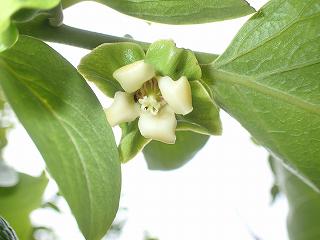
[4, 0, 290, 239]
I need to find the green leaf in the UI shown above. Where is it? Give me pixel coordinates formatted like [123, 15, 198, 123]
[177, 81, 222, 135]
[145, 40, 202, 81]
[143, 131, 209, 170]
[119, 120, 151, 163]
[0, 173, 48, 240]
[203, 0, 320, 190]
[0, 0, 59, 52]
[78, 42, 145, 98]
[62, 0, 255, 24]
[0, 36, 121, 240]
[273, 157, 320, 240]
[0, 217, 18, 240]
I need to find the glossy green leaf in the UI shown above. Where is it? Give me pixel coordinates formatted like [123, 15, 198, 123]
[78, 42, 145, 98]
[62, 0, 255, 24]
[0, 173, 48, 240]
[0, 0, 59, 52]
[143, 131, 209, 170]
[203, 0, 320, 190]
[0, 36, 121, 240]
[145, 40, 201, 81]
[273, 157, 320, 240]
[0, 217, 18, 240]
[119, 120, 151, 163]
[177, 80, 222, 135]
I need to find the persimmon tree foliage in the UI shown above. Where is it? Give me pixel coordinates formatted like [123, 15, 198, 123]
[0, 0, 319, 240]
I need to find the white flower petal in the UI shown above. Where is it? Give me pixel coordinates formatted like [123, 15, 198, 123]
[105, 91, 140, 126]
[113, 60, 155, 93]
[138, 105, 177, 144]
[158, 76, 193, 115]
[0, 161, 19, 187]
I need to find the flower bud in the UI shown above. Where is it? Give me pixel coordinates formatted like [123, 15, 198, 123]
[105, 91, 140, 126]
[113, 60, 155, 93]
[158, 76, 193, 115]
[138, 105, 177, 144]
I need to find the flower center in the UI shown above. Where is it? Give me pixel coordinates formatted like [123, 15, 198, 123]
[138, 95, 161, 115]
[134, 78, 165, 115]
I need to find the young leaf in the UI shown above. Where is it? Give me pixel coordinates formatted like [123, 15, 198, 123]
[62, 0, 255, 24]
[143, 131, 209, 170]
[0, 0, 59, 52]
[0, 173, 48, 240]
[0, 36, 121, 240]
[78, 42, 145, 98]
[273, 157, 320, 240]
[177, 81, 222, 135]
[203, 0, 320, 190]
[145, 40, 202, 81]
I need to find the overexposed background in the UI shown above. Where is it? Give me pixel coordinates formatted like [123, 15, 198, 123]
[5, 0, 289, 239]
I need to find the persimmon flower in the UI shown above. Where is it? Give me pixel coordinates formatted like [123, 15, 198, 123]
[105, 60, 193, 144]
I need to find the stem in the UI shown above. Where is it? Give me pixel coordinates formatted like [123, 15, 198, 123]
[17, 18, 218, 63]
[18, 18, 149, 50]
[48, 3, 64, 27]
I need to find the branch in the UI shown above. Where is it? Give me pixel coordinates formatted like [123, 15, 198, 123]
[17, 18, 218, 63]
[18, 18, 149, 50]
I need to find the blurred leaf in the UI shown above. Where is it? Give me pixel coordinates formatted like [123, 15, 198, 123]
[78, 42, 145, 98]
[62, 0, 255, 24]
[143, 131, 209, 170]
[177, 81, 222, 135]
[270, 184, 280, 204]
[0, 36, 121, 240]
[203, 0, 320, 190]
[145, 40, 201, 81]
[268, 155, 280, 203]
[0, 128, 8, 150]
[119, 120, 151, 163]
[0, 0, 59, 52]
[273, 157, 320, 240]
[0, 173, 48, 240]
[0, 217, 18, 240]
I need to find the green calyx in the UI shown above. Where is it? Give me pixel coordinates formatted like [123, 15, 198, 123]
[78, 39, 222, 163]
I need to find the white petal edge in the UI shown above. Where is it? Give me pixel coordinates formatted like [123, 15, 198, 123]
[158, 76, 193, 115]
[138, 105, 177, 144]
[113, 60, 155, 93]
[105, 91, 140, 126]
